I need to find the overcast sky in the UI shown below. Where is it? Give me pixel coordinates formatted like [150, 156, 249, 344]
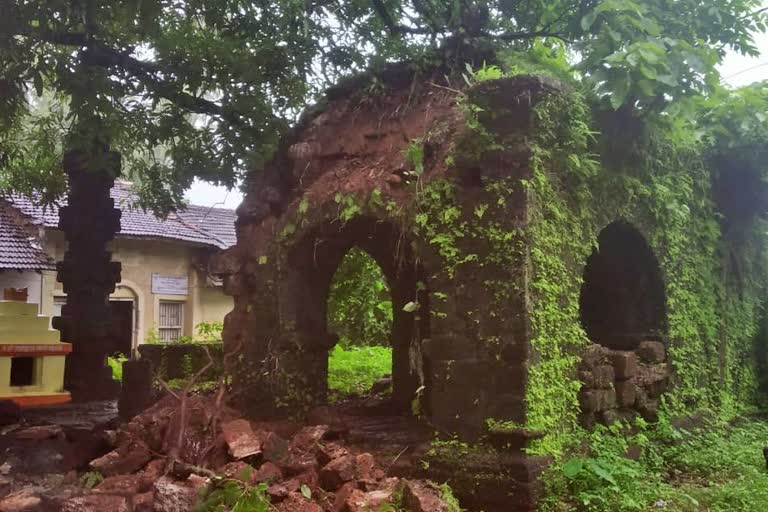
[186, 28, 768, 211]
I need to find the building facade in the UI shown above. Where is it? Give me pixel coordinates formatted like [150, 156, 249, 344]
[1, 182, 236, 356]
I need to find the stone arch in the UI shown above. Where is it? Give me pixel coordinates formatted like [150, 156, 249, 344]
[286, 215, 428, 411]
[579, 220, 667, 350]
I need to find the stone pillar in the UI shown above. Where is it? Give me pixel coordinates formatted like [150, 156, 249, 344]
[118, 359, 154, 420]
[53, 149, 122, 401]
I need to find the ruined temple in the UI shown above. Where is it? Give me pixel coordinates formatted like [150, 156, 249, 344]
[212, 60, 768, 509]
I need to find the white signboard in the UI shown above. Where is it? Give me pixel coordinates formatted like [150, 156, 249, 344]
[152, 274, 188, 295]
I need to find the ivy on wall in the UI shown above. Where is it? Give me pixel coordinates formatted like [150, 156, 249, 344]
[525, 88, 767, 455]
[266, 58, 767, 460]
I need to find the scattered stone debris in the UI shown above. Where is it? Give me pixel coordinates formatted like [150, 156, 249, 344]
[0, 395, 451, 511]
[221, 419, 263, 460]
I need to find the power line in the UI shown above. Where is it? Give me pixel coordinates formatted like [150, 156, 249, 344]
[724, 60, 768, 79]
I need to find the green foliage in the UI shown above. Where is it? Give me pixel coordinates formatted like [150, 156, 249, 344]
[438, 483, 464, 512]
[543, 415, 768, 512]
[195, 321, 224, 342]
[577, 0, 766, 115]
[3, 1, 765, 211]
[404, 139, 426, 177]
[499, 41, 576, 83]
[165, 378, 219, 392]
[327, 248, 392, 347]
[195, 474, 270, 512]
[522, 92, 599, 454]
[79, 471, 103, 489]
[144, 322, 223, 345]
[144, 329, 162, 345]
[462, 62, 505, 85]
[107, 353, 128, 382]
[334, 193, 363, 224]
[327, 345, 392, 400]
[517, 77, 768, 456]
[413, 180, 473, 279]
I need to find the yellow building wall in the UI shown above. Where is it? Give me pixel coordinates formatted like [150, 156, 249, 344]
[0, 301, 70, 404]
[40, 231, 233, 350]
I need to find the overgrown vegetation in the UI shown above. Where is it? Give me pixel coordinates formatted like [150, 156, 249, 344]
[327, 248, 392, 347]
[195, 469, 271, 512]
[543, 414, 768, 511]
[325, 248, 394, 400]
[107, 352, 128, 381]
[3, 1, 766, 211]
[327, 345, 392, 401]
[7, 2, 767, 510]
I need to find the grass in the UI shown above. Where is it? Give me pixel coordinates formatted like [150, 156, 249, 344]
[654, 416, 768, 511]
[107, 353, 128, 381]
[545, 414, 768, 512]
[327, 344, 392, 400]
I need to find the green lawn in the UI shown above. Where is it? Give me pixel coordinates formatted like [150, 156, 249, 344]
[327, 345, 392, 400]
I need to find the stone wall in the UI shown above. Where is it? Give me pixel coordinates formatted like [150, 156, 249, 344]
[578, 341, 670, 428]
[210, 58, 768, 510]
[137, 343, 223, 382]
[211, 68, 559, 510]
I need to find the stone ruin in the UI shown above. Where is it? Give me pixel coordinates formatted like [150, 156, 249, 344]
[577, 220, 670, 427]
[212, 64, 674, 510]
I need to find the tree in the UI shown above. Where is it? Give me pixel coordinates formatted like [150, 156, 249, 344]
[328, 248, 393, 347]
[1, 0, 766, 211]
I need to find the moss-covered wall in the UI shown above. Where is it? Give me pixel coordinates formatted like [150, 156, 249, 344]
[522, 90, 768, 455]
[215, 66, 768, 510]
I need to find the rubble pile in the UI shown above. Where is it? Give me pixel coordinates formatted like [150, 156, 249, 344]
[0, 395, 453, 512]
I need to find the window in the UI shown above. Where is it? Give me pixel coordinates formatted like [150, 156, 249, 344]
[158, 301, 184, 342]
[10, 357, 36, 387]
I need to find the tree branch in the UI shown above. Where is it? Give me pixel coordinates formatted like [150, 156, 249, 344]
[371, 0, 433, 35]
[741, 6, 768, 20]
[20, 26, 239, 124]
[34, 30, 89, 46]
[496, 29, 571, 43]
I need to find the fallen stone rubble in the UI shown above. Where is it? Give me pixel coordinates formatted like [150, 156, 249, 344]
[0, 395, 453, 511]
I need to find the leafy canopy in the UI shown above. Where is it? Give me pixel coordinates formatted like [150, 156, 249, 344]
[1, 0, 766, 210]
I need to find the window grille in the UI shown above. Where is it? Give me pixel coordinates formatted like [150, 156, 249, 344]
[158, 301, 183, 342]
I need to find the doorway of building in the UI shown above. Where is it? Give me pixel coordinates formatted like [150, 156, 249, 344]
[109, 300, 134, 356]
[326, 247, 394, 402]
[290, 216, 428, 412]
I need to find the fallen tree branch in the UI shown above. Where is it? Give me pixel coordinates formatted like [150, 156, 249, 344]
[199, 339, 244, 465]
[156, 351, 215, 468]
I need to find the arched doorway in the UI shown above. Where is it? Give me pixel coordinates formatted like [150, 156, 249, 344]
[289, 216, 428, 412]
[326, 247, 393, 400]
[579, 221, 667, 350]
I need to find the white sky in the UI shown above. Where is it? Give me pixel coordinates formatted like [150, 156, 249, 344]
[186, 24, 768, 211]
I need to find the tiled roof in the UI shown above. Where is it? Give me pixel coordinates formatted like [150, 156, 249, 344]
[175, 206, 238, 248]
[0, 201, 55, 271]
[6, 182, 237, 250]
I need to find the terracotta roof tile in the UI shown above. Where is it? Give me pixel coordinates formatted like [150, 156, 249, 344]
[0, 201, 55, 271]
[6, 182, 237, 249]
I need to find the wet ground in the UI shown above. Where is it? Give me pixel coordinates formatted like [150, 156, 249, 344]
[16, 400, 118, 430]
